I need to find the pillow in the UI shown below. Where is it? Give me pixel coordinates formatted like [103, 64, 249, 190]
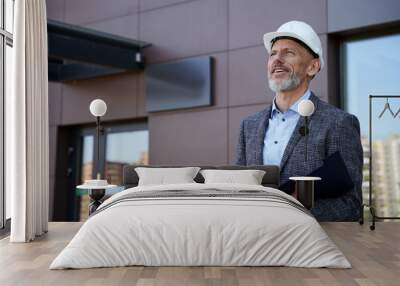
[135, 167, 201, 186]
[200, 169, 266, 185]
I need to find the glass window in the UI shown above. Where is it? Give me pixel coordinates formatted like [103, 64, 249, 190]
[79, 135, 94, 221]
[5, 0, 14, 34]
[1, 0, 13, 229]
[0, 37, 3, 228]
[77, 127, 149, 221]
[105, 130, 149, 185]
[81, 135, 94, 182]
[5, 43, 12, 220]
[343, 33, 400, 218]
[0, 1, 2, 30]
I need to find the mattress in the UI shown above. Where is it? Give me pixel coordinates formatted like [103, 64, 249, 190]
[50, 183, 351, 269]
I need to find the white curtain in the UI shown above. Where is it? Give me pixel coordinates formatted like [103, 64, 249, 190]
[8, 0, 49, 242]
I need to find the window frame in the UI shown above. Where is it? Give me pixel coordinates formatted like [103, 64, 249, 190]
[53, 120, 149, 222]
[339, 26, 400, 218]
[1, 0, 13, 231]
[79, 121, 148, 183]
[339, 26, 400, 110]
[73, 121, 148, 221]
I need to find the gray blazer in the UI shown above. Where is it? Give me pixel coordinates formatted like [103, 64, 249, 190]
[236, 93, 363, 221]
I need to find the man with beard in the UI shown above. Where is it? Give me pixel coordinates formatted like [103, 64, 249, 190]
[236, 21, 363, 221]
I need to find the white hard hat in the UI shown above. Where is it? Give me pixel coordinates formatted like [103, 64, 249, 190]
[263, 20, 324, 69]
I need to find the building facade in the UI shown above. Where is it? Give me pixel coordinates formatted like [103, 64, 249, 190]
[45, 0, 400, 220]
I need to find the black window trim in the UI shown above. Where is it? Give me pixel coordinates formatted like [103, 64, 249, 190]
[1, 0, 14, 233]
[338, 24, 400, 110]
[79, 120, 148, 181]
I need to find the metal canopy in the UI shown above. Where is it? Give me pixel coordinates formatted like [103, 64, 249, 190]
[47, 20, 151, 82]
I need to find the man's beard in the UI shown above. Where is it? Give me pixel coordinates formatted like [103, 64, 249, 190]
[268, 72, 301, 92]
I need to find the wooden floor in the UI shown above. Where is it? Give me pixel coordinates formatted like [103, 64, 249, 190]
[0, 222, 399, 286]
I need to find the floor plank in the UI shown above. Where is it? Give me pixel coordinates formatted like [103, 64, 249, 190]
[0, 222, 399, 286]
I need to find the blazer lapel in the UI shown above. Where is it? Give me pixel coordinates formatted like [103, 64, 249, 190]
[255, 106, 272, 164]
[280, 93, 320, 170]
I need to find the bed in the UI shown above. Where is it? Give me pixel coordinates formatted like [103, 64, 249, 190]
[50, 165, 350, 269]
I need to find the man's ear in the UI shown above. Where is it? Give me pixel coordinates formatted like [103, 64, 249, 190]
[307, 58, 321, 77]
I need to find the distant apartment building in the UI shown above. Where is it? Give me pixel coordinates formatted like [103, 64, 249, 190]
[371, 134, 400, 217]
[361, 136, 370, 204]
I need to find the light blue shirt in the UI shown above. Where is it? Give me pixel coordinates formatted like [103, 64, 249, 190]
[263, 90, 311, 166]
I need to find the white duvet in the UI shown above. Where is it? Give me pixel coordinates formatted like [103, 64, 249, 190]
[50, 183, 351, 269]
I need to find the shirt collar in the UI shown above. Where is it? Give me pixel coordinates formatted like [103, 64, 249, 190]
[271, 89, 311, 118]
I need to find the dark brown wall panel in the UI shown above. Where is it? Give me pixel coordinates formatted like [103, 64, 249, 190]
[228, 45, 272, 107]
[48, 126, 58, 220]
[309, 73, 328, 102]
[229, 0, 327, 50]
[49, 175, 55, 219]
[327, 35, 340, 107]
[61, 72, 139, 125]
[49, 126, 58, 177]
[46, 0, 65, 21]
[85, 14, 139, 39]
[308, 35, 328, 102]
[140, 0, 228, 63]
[137, 72, 147, 117]
[48, 82, 63, 126]
[64, 0, 139, 25]
[209, 52, 228, 108]
[328, 0, 400, 33]
[149, 108, 228, 165]
[139, 0, 194, 11]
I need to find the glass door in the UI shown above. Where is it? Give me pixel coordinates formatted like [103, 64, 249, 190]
[78, 135, 94, 221]
[0, 35, 3, 229]
[76, 122, 148, 221]
[105, 126, 149, 186]
[1, 0, 14, 230]
[342, 33, 400, 218]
